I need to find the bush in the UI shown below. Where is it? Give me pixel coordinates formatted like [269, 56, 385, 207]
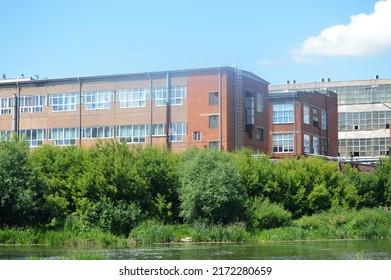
[246, 197, 292, 230]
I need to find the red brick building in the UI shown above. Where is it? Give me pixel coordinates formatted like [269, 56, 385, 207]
[0, 67, 337, 157]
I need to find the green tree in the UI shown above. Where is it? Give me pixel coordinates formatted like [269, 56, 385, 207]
[0, 137, 42, 227]
[178, 148, 247, 224]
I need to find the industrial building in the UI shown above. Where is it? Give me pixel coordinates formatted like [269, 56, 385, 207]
[270, 77, 391, 159]
[0, 67, 338, 158]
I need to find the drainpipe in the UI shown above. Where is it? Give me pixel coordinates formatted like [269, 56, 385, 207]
[78, 77, 82, 147]
[166, 72, 171, 150]
[148, 73, 153, 145]
[218, 67, 223, 150]
[12, 82, 20, 135]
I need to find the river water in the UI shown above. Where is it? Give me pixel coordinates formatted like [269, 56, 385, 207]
[1, 239, 390, 260]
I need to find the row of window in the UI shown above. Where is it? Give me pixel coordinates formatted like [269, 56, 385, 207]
[338, 110, 391, 131]
[339, 137, 390, 157]
[272, 103, 328, 130]
[272, 133, 328, 155]
[0, 123, 188, 146]
[0, 86, 187, 114]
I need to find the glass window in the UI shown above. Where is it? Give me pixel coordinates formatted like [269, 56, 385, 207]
[209, 115, 219, 128]
[82, 91, 113, 110]
[170, 86, 187, 105]
[209, 141, 219, 149]
[49, 93, 78, 112]
[245, 91, 255, 125]
[152, 124, 165, 136]
[117, 125, 147, 143]
[313, 136, 320, 155]
[313, 108, 319, 128]
[19, 95, 46, 113]
[256, 128, 264, 141]
[117, 88, 148, 108]
[0, 97, 13, 115]
[322, 111, 327, 130]
[272, 133, 294, 153]
[0, 130, 12, 140]
[304, 134, 310, 154]
[19, 129, 46, 147]
[193, 131, 201, 141]
[169, 122, 187, 142]
[256, 93, 263, 113]
[303, 105, 310, 125]
[82, 126, 114, 139]
[49, 128, 79, 146]
[152, 88, 167, 106]
[209, 92, 219, 105]
[272, 104, 294, 123]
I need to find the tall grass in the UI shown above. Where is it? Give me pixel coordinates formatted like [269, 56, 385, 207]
[256, 208, 391, 241]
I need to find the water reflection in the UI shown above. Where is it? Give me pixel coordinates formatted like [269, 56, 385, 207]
[1, 239, 390, 260]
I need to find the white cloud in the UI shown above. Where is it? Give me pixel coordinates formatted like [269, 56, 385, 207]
[292, 0, 391, 62]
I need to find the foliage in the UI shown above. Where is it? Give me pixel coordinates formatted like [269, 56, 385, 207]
[0, 137, 42, 227]
[178, 148, 246, 224]
[246, 197, 292, 230]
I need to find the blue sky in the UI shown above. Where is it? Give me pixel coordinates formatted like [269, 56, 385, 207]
[1, 0, 390, 84]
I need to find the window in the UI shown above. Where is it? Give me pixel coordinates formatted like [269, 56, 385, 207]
[49, 93, 78, 112]
[82, 91, 113, 110]
[245, 91, 254, 125]
[322, 139, 328, 155]
[19, 129, 46, 147]
[19, 95, 46, 113]
[313, 136, 320, 155]
[152, 124, 166, 136]
[256, 93, 263, 113]
[273, 133, 294, 153]
[256, 128, 264, 141]
[304, 134, 310, 154]
[169, 122, 187, 142]
[272, 104, 294, 123]
[303, 105, 310, 125]
[209, 115, 219, 128]
[117, 125, 147, 143]
[209, 92, 219, 105]
[322, 111, 327, 130]
[209, 141, 219, 149]
[193, 131, 201, 141]
[152, 88, 167, 106]
[170, 86, 187, 105]
[0, 130, 12, 140]
[117, 88, 148, 108]
[82, 126, 114, 139]
[0, 97, 12, 115]
[313, 108, 319, 128]
[49, 128, 79, 146]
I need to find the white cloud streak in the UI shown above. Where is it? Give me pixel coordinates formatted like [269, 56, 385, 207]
[292, 0, 391, 62]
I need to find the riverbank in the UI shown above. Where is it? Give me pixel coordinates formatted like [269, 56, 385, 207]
[1, 208, 390, 246]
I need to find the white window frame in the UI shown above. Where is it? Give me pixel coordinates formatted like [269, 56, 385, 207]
[82, 91, 113, 110]
[49, 93, 78, 112]
[170, 86, 187, 106]
[193, 131, 201, 141]
[82, 126, 114, 139]
[313, 136, 320, 155]
[19, 95, 46, 113]
[19, 129, 46, 147]
[169, 122, 187, 142]
[273, 133, 294, 153]
[322, 110, 327, 130]
[152, 88, 167, 107]
[0, 97, 13, 115]
[304, 134, 311, 154]
[272, 103, 294, 124]
[49, 128, 79, 146]
[117, 125, 147, 143]
[152, 124, 166, 136]
[117, 88, 148, 108]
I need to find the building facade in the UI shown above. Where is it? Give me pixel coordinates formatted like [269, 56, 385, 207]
[0, 67, 270, 153]
[270, 78, 391, 158]
[268, 90, 338, 158]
